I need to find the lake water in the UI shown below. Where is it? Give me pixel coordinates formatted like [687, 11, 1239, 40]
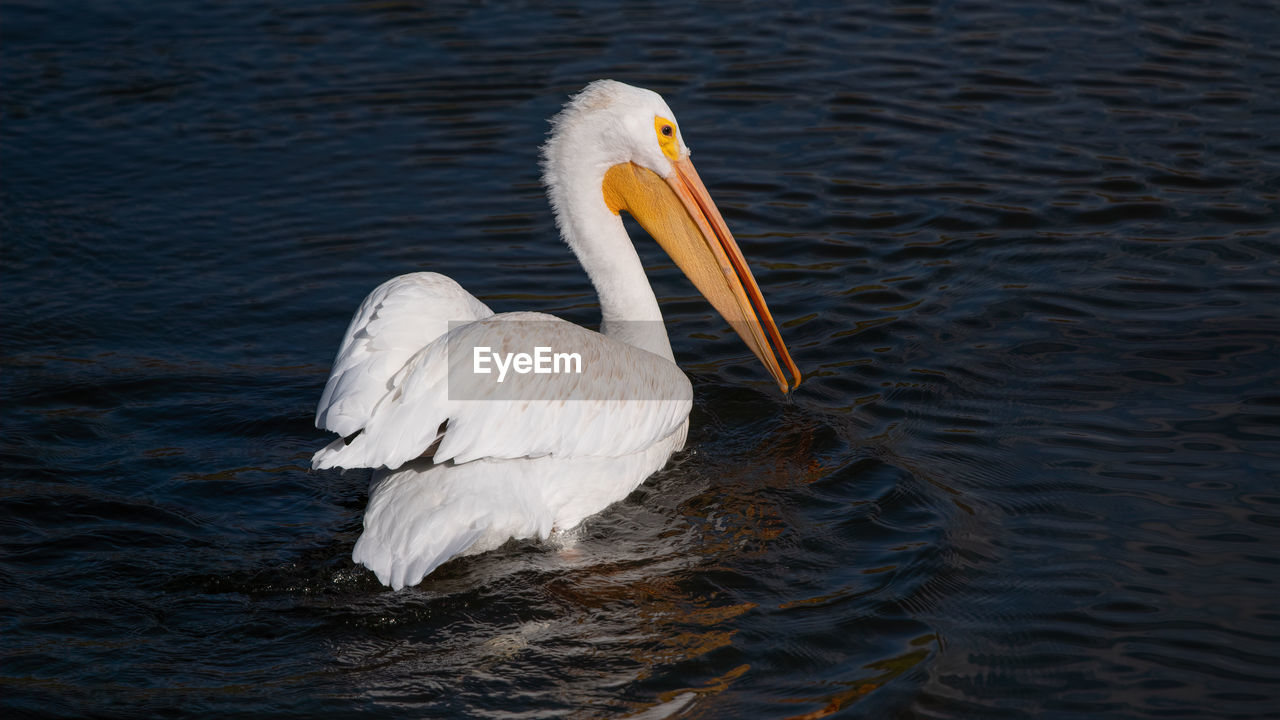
[3, 1, 1279, 717]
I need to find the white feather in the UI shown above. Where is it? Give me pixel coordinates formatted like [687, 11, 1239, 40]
[352, 432, 685, 590]
[315, 272, 492, 437]
[313, 311, 692, 470]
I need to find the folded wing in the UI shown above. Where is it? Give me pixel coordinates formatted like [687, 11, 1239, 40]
[315, 272, 494, 438]
[313, 309, 692, 470]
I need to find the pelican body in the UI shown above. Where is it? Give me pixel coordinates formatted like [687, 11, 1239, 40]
[313, 81, 799, 589]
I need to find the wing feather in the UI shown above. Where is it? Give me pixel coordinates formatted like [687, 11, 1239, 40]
[312, 311, 692, 470]
[315, 272, 493, 437]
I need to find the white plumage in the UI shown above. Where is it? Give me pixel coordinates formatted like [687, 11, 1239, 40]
[314, 304, 694, 471]
[313, 80, 798, 589]
[350, 434, 684, 590]
[315, 272, 493, 439]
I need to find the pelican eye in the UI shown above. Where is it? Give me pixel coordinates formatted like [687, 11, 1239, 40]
[654, 116, 680, 161]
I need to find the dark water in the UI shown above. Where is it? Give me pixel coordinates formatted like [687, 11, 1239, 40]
[3, 0, 1279, 717]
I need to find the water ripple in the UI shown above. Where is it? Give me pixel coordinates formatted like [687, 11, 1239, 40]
[4, 0, 1280, 717]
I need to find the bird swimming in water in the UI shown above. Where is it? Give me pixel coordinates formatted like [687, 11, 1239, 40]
[313, 80, 799, 589]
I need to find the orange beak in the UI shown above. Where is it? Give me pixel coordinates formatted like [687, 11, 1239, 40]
[602, 156, 801, 393]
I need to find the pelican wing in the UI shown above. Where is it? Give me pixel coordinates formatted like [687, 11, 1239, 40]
[315, 272, 494, 437]
[312, 311, 693, 470]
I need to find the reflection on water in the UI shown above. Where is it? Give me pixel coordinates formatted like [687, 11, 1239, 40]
[3, 0, 1279, 717]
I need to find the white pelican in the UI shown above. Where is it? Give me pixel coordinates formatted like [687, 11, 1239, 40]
[313, 80, 800, 589]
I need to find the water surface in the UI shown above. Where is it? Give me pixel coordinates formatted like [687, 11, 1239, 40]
[3, 1, 1279, 717]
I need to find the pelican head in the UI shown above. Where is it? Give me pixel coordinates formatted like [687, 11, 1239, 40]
[542, 80, 801, 393]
